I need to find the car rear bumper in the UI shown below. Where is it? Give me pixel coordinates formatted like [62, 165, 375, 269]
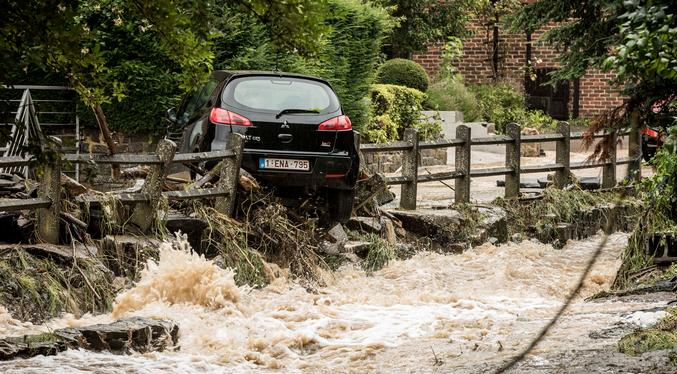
[241, 149, 358, 190]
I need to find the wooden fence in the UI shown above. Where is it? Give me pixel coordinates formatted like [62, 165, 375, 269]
[0, 134, 244, 244]
[360, 121, 642, 210]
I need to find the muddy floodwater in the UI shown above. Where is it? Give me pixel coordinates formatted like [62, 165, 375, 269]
[1, 233, 673, 373]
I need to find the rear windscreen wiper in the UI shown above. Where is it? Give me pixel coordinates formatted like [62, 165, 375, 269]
[275, 108, 320, 119]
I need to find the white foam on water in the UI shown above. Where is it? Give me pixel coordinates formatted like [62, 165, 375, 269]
[0, 232, 667, 373]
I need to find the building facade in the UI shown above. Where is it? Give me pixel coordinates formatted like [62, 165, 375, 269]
[413, 20, 623, 120]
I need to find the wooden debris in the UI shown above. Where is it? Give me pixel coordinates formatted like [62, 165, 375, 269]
[61, 173, 91, 196]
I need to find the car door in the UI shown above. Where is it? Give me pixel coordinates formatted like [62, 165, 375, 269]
[176, 78, 220, 153]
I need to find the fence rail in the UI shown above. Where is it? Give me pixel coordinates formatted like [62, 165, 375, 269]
[359, 121, 642, 210]
[0, 133, 244, 244]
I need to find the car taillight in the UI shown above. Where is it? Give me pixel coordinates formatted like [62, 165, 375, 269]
[642, 127, 659, 138]
[209, 108, 252, 126]
[318, 115, 352, 131]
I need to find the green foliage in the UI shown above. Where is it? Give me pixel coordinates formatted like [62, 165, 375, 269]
[376, 58, 430, 92]
[618, 307, 677, 356]
[362, 234, 395, 273]
[365, 84, 440, 143]
[374, 0, 480, 57]
[650, 125, 677, 217]
[0, 0, 341, 134]
[493, 187, 640, 241]
[604, 1, 677, 86]
[214, 0, 392, 132]
[436, 36, 464, 81]
[426, 77, 481, 121]
[470, 83, 557, 133]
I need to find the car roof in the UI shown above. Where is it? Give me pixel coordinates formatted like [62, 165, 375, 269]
[211, 70, 331, 86]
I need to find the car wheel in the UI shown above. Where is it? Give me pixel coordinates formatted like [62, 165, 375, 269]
[327, 189, 355, 224]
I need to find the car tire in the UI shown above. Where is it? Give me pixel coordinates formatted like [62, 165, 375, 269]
[327, 189, 355, 224]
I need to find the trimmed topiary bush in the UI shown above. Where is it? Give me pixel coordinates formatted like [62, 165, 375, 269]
[376, 58, 430, 92]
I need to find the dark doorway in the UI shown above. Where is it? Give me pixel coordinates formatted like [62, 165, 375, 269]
[525, 68, 570, 120]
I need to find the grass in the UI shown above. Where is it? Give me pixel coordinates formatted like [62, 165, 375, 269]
[0, 246, 114, 323]
[361, 234, 395, 273]
[493, 186, 640, 241]
[613, 201, 677, 290]
[618, 307, 677, 356]
[452, 203, 485, 244]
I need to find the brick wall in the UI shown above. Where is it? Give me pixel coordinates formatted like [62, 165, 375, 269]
[413, 20, 624, 119]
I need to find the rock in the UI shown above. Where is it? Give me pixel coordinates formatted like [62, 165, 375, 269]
[0, 333, 67, 360]
[382, 218, 397, 245]
[318, 240, 342, 255]
[389, 209, 464, 245]
[389, 206, 507, 248]
[395, 243, 416, 259]
[345, 217, 382, 234]
[495, 179, 543, 189]
[488, 237, 499, 245]
[327, 224, 348, 244]
[475, 206, 508, 244]
[0, 318, 178, 360]
[343, 241, 371, 256]
[342, 253, 361, 263]
[78, 317, 178, 354]
[511, 233, 523, 243]
[521, 128, 542, 157]
[319, 224, 349, 255]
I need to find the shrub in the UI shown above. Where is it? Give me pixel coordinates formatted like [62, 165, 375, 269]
[471, 82, 557, 133]
[364, 84, 440, 143]
[376, 58, 430, 92]
[471, 82, 525, 124]
[425, 77, 480, 121]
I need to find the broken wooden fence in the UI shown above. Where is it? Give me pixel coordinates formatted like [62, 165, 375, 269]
[360, 122, 642, 210]
[0, 133, 244, 244]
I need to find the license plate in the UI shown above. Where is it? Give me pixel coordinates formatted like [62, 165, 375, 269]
[259, 158, 310, 171]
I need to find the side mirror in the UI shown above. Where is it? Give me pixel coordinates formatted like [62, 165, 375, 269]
[166, 107, 178, 123]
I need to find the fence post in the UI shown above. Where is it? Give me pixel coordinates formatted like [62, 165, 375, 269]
[628, 109, 642, 181]
[217, 133, 244, 216]
[554, 121, 571, 188]
[505, 123, 521, 198]
[455, 125, 471, 204]
[602, 131, 618, 189]
[36, 137, 62, 244]
[130, 139, 176, 232]
[400, 128, 419, 210]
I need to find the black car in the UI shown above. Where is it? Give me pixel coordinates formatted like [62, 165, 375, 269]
[166, 70, 360, 222]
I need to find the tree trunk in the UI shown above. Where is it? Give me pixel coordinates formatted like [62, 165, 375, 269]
[92, 104, 120, 179]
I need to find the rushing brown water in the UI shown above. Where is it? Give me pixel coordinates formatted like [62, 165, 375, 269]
[0, 233, 669, 374]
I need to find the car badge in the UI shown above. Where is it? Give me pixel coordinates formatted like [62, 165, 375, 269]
[281, 121, 290, 129]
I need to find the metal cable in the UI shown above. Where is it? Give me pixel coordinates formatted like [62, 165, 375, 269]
[493, 169, 660, 373]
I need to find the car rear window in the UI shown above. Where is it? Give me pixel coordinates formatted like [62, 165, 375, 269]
[223, 76, 339, 113]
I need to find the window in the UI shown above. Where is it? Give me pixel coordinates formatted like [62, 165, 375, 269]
[223, 77, 339, 114]
[178, 79, 219, 124]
